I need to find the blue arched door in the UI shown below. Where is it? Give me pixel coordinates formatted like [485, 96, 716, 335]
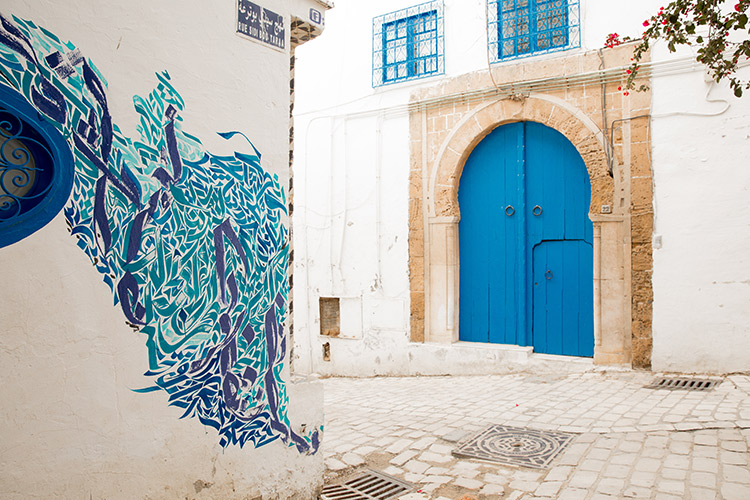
[458, 121, 593, 357]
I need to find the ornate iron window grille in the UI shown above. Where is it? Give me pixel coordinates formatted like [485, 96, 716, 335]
[373, 1, 444, 87]
[0, 85, 74, 248]
[1, 110, 54, 218]
[488, 0, 580, 62]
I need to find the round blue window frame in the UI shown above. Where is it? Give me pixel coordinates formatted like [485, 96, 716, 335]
[0, 83, 74, 248]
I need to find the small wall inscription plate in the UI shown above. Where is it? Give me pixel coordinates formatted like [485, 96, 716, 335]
[237, 0, 285, 50]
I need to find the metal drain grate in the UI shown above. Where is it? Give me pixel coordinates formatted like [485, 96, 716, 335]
[645, 377, 720, 391]
[321, 469, 413, 500]
[453, 425, 576, 469]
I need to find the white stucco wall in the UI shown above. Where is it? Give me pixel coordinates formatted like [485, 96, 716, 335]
[1, 222, 324, 499]
[650, 45, 750, 374]
[293, 0, 750, 376]
[0, 1, 327, 498]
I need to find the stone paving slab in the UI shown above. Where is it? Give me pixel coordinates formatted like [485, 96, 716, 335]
[321, 372, 750, 499]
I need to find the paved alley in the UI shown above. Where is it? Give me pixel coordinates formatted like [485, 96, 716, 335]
[321, 371, 750, 500]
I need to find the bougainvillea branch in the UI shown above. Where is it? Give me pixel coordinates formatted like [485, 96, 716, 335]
[609, 0, 750, 96]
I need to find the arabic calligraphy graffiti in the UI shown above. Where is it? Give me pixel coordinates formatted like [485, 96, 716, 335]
[0, 13, 318, 452]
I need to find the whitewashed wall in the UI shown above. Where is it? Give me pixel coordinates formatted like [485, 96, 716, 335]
[650, 44, 750, 374]
[293, 0, 750, 375]
[0, 1, 326, 498]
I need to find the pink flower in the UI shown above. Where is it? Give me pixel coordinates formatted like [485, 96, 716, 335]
[643, 20, 650, 27]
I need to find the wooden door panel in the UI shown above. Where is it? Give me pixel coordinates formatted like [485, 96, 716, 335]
[526, 122, 566, 244]
[459, 122, 523, 343]
[459, 121, 593, 356]
[532, 240, 594, 357]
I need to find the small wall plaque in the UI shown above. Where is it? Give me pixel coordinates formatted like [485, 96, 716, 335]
[237, 0, 285, 50]
[309, 8, 323, 25]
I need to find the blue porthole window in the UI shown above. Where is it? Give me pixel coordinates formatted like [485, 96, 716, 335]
[488, 0, 580, 62]
[373, 1, 444, 87]
[0, 85, 74, 248]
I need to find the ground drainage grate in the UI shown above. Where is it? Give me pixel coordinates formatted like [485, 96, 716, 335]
[452, 425, 576, 469]
[645, 377, 720, 391]
[320, 469, 413, 500]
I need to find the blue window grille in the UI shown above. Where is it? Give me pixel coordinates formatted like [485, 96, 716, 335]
[373, 1, 444, 87]
[0, 85, 74, 248]
[488, 0, 580, 62]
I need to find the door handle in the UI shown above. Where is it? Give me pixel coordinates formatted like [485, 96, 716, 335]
[504, 205, 515, 216]
[533, 205, 543, 216]
[545, 270, 553, 280]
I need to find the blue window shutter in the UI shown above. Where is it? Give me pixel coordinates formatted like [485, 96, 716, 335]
[373, 1, 444, 87]
[488, 0, 580, 62]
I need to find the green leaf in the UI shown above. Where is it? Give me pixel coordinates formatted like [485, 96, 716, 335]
[735, 86, 743, 97]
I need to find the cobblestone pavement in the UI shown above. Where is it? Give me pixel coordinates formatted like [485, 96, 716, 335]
[321, 371, 750, 500]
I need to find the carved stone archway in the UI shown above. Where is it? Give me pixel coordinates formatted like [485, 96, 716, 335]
[417, 94, 633, 365]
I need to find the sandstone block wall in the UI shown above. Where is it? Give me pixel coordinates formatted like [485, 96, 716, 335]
[408, 44, 654, 368]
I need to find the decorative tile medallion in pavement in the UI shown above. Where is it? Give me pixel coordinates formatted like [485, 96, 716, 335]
[452, 424, 577, 469]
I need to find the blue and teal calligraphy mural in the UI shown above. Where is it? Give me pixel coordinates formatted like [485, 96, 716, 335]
[0, 14, 319, 452]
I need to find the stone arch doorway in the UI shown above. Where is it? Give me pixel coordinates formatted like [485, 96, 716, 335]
[458, 120, 594, 357]
[411, 93, 639, 365]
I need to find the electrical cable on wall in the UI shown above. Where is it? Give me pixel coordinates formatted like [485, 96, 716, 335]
[608, 81, 731, 177]
[297, 56, 709, 121]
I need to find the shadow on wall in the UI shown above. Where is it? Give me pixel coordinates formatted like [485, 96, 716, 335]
[0, 13, 319, 453]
